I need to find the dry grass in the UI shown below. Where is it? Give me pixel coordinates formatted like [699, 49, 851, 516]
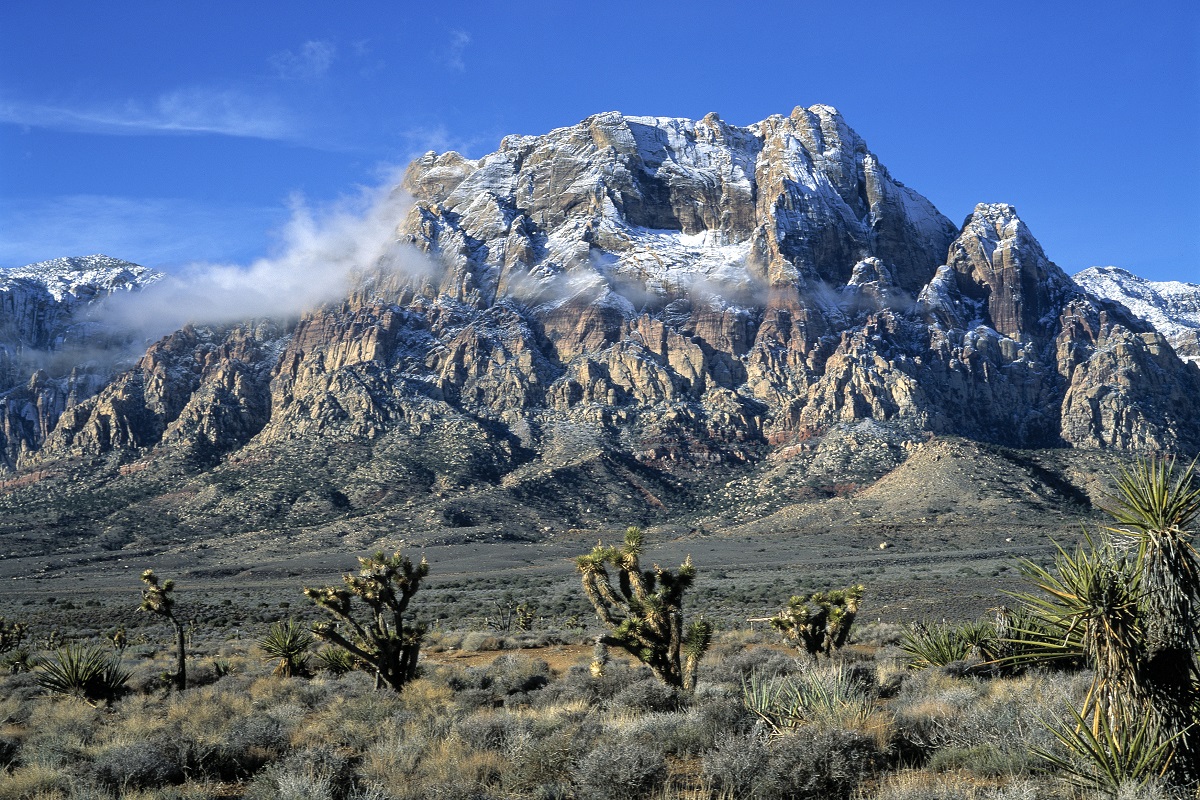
[0, 627, 1132, 800]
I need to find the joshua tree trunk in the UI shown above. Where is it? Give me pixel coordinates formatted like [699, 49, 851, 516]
[171, 619, 187, 691]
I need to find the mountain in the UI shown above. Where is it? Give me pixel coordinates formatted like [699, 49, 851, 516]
[0, 255, 161, 470]
[1, 107, 1198, 553]
[1074, 266, 1200, 364]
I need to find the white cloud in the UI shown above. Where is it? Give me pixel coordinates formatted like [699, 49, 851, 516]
[0, 87, 298, 140]
[445, 29, 471, 72]
[270, 40, 337, 80]
[96, 175, 437, 340]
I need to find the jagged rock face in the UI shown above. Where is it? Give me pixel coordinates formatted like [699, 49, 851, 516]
[0, 256, 161, 470]
[4, 108, 1200, 490]
[401, 105, 957, 307]
[1074, 266, 1200, 364]
[35, 321, 285, 466]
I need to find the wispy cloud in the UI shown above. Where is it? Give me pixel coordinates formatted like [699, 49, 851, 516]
[444, 29, 471, 72]
[98, 176, 436, 339]
[270, 40, 337, 80]
[0, 87, 298, 140]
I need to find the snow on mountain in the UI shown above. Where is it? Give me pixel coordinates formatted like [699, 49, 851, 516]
[1, 254, 161, 304]
[1074, 266, 1200, 363]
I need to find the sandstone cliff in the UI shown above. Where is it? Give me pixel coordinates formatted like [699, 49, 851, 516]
[1, 107, 1197, 545]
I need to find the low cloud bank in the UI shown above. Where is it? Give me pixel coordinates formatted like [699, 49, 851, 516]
[99, 176, 421, 343]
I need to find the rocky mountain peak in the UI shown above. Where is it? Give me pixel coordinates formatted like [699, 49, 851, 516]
[1075, 265, 1200, 363]
[942, 203, 1074, 340]
[1, 108, 1198, 547]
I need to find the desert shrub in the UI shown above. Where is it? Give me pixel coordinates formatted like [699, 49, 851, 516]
[245, 745, 356, 800]
[663, 689, 749, 755]
[459, 632, 503, 652]
[531, 661, 654, 708]
[702, 645, 801, 684]
[455, 710, 530, 752]
[926, 744, 1038, 778]
[500, 710, 603, 796]
[702, 730, 773, 798]
[760, 726, 881, 800]
[224, 714, 290, 775]
[0, 736, 16, 770]
[852, 620, 906, 647]
[704, 721, 883, 798]
[86, 740, 183, 791]
[0, 763, 68, 800]
[610, 676, 682, 713]
[448, 654, 551, 710]
[0, 671, 42, 710]
[573, 737, 667, 800]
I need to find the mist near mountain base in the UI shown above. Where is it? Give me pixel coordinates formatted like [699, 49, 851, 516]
[97, 176, 426, 343]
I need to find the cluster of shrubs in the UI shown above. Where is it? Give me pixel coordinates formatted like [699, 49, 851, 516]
[0, 457, 1196, 799]
[0, 630, 1126, 800]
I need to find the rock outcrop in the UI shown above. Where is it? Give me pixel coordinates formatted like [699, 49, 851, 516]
[1074, 266, 1200, 364]
[1, 108, 1198, 541]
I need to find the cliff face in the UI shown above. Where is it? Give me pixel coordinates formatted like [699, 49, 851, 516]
[0, 256, 161, 470]
[2, 108, 1198, 543]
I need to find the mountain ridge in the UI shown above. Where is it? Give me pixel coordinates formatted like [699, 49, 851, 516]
[0, 106, 1197, 553]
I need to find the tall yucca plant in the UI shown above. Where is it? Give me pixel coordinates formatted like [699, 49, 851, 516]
[1009, 457, 1200, 793]
[1104, 456, 1200, 785]
[1010, 534, 1145, 722]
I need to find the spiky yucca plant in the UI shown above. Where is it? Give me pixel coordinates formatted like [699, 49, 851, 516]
[1010, 534, 1144, 719]
[37, 644, 130, 706]
[1034, 699, 1179, 794]
[576, 526, 712, 691]
[258, 619, 314, 677]
[1104, 457, 1200, 785]
[1010, 458, 1200, 792]
[313, 646, 357, 675]
[771, 586, 864, 659]
[305, 550, 428, 692]
[899, 620, 984, 669]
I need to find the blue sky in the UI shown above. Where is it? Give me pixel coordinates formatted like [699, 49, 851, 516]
[1, 0, 1196, 282]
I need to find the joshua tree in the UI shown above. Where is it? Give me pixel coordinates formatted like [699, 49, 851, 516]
[304, 550, 428, 692]
[576, 526, 712, 692]
[769, 586, 864, 659]
[0, 617, 27, 655]
[258, 619, 314, 677]
[139, 570, 186, 691]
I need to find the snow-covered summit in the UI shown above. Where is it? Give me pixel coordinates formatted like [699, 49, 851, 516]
[1075, 266, 1200, 363]
[1, 254, 161, 303]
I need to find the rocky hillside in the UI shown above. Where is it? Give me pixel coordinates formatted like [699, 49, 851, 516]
[1075, 266, 1200, 364]
[0, 255, 161, 470]
[1, 106, 1197, 550]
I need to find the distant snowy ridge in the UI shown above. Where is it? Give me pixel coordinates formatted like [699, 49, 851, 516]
[1074, 266, 1200, 363]
[0, 254, 161, 304]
